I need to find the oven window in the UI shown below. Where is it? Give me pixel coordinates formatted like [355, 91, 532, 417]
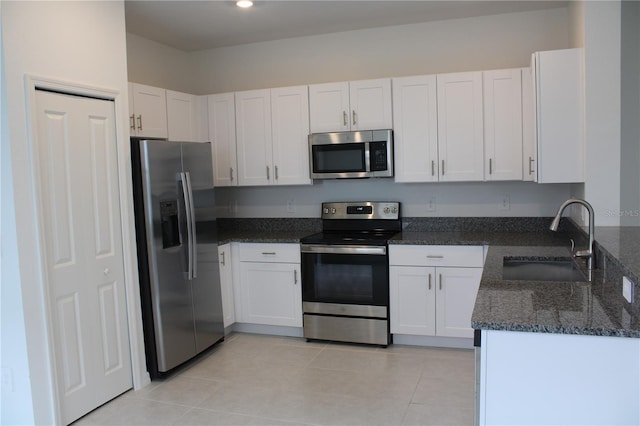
[312, 143, 365, 173]
[302, 252, 389, 306]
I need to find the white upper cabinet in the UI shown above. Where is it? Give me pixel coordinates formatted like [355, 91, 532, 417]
[208, 93, 238, 186]
[437, 72, 484, 182]
[128, 83, 168, 138]
[234, 86, 312, 187]
[392, 75, 439, 182]
[483, 69, 523, 181]
[166, 90, 204, 142]
[271, 86, 312, 185]
[349, 79, 393, 131]
[309, 78, 392, 133]
[235, 89, 273, 186]
[532, 48, 585, 183]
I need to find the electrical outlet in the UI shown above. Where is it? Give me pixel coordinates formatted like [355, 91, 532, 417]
[426, 197, 436, 212]
[500, 195, 510, 211]
[623, 276, 634, 303]
[286, 199, 296, 213]
[1, 368, 13, 393]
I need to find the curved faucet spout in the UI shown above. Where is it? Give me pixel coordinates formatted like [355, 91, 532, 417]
[549, 198, 595, 270]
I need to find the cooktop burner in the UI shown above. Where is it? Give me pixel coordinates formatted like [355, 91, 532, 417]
[301, 202, 401, 246]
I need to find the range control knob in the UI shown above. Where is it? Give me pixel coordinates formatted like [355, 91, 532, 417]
[391, 207, 398, 214]
[323, 208, 329, 214]
[383, 207, 390, 214]
[331, 208, 337, 214]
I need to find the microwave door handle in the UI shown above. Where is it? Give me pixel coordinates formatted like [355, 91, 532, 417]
[364, 142, 371, 172]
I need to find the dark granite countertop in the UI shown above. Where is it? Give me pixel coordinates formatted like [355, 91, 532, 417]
[211, 217, 640, 338]
[217, 230, 311, 245]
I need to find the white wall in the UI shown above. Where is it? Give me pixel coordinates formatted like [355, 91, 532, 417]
[215, 180, 572, 219]
[581, 1, 622, 226]
[1, 2, 36, 423]
[127, 32, 199, 93]
[190, 8, 570, 94]
[2, 1, 146, 423]
[620, 0, 640, 226]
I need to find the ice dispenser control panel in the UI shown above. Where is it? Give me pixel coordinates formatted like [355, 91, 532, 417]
[160, 199, 180, 249]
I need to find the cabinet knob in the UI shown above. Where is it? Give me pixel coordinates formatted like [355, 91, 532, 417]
[103, 268, 110, 276]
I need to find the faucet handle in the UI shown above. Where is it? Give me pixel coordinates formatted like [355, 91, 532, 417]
[574, 249, 592, 258]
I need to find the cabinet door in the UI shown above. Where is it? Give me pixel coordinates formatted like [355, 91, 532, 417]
[166, 90, 196, 142]
[129, 83, 168, 138]
[271, 86, 312, 185]
[390, 266, 436, 336]
[521, 67, 537, 181]
[437, 72, 484, 182]
[534, 48, 585, 183]
[218, 243, 235, 328]
[235, 89, 272, 186]
[309, 81, 350, 133]
[239, 262, 302, 327]
[208, 93, 238, 186]
[392, 75, 439, 182]
[435, 267, 482, 338]
[483, 69, 523, 181]
[349, 78, 393, 131]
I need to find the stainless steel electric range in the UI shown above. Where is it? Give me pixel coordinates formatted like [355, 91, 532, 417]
[300, 201, 401, 346]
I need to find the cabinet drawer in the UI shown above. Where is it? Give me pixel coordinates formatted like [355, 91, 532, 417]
[238, 243, 300, 263]
[389, 245, 484, 267]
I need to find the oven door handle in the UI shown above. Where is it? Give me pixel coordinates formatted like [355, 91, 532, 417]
[300, 244, 387, 255]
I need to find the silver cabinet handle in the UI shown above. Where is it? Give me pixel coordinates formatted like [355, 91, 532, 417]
[428, 273, 432, 290]
[220, 251, 226, 266]
[343, 111, 348, 126]
[294, 270, 298, 284]
[439, 274, 443, 290]
[528, 157, 535, 175]
[129, 114, 135, 131]
[137, 115, 142, 131]
[489, 158, 493, 175]
[427, 255, 444, 259]
[261, 252, 276, 255]
[275, 165, 279, 181]
[442, 160, 445, 176]
[431, 160, 435, 176]
[352, 110, 356, 125]
[266, 166, 270, 180]
[230, 167, 234, 182]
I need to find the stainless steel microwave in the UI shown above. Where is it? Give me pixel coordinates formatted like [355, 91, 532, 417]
[308, 129, 393, 179]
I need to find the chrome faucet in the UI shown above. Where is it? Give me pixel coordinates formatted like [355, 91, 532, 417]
[549, 198, 595, 270]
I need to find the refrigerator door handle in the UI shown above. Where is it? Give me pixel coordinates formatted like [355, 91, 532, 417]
[184, 171, 197, 279]
[179, 172, 195, 280]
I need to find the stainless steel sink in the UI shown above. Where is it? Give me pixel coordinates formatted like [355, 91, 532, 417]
[502, 257, 588, 282]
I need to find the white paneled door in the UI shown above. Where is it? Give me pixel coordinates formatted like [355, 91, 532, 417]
[34, 90, 132, 425]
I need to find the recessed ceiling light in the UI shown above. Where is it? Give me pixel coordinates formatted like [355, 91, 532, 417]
[236, 0, 253, 8]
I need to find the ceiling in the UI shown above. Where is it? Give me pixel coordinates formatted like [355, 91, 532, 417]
[124, 0, 568, 52]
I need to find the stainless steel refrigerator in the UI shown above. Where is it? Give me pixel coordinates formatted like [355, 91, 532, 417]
[131, 139, 224, 378]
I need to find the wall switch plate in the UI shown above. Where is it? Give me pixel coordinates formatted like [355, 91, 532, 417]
[500, 195, 510, 211]
[426, 197, 436, 212]
[623, 276, 634, 303]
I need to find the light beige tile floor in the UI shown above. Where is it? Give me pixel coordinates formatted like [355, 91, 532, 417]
[75, 332, 475, 426]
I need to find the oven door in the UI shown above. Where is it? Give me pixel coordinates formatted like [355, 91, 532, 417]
[300, 245, 389, 307]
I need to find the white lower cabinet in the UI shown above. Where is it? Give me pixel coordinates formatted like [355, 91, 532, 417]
[236, 243, 302, 327]
[218, 243, 235, 328]
[389, 245, 483, 339]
